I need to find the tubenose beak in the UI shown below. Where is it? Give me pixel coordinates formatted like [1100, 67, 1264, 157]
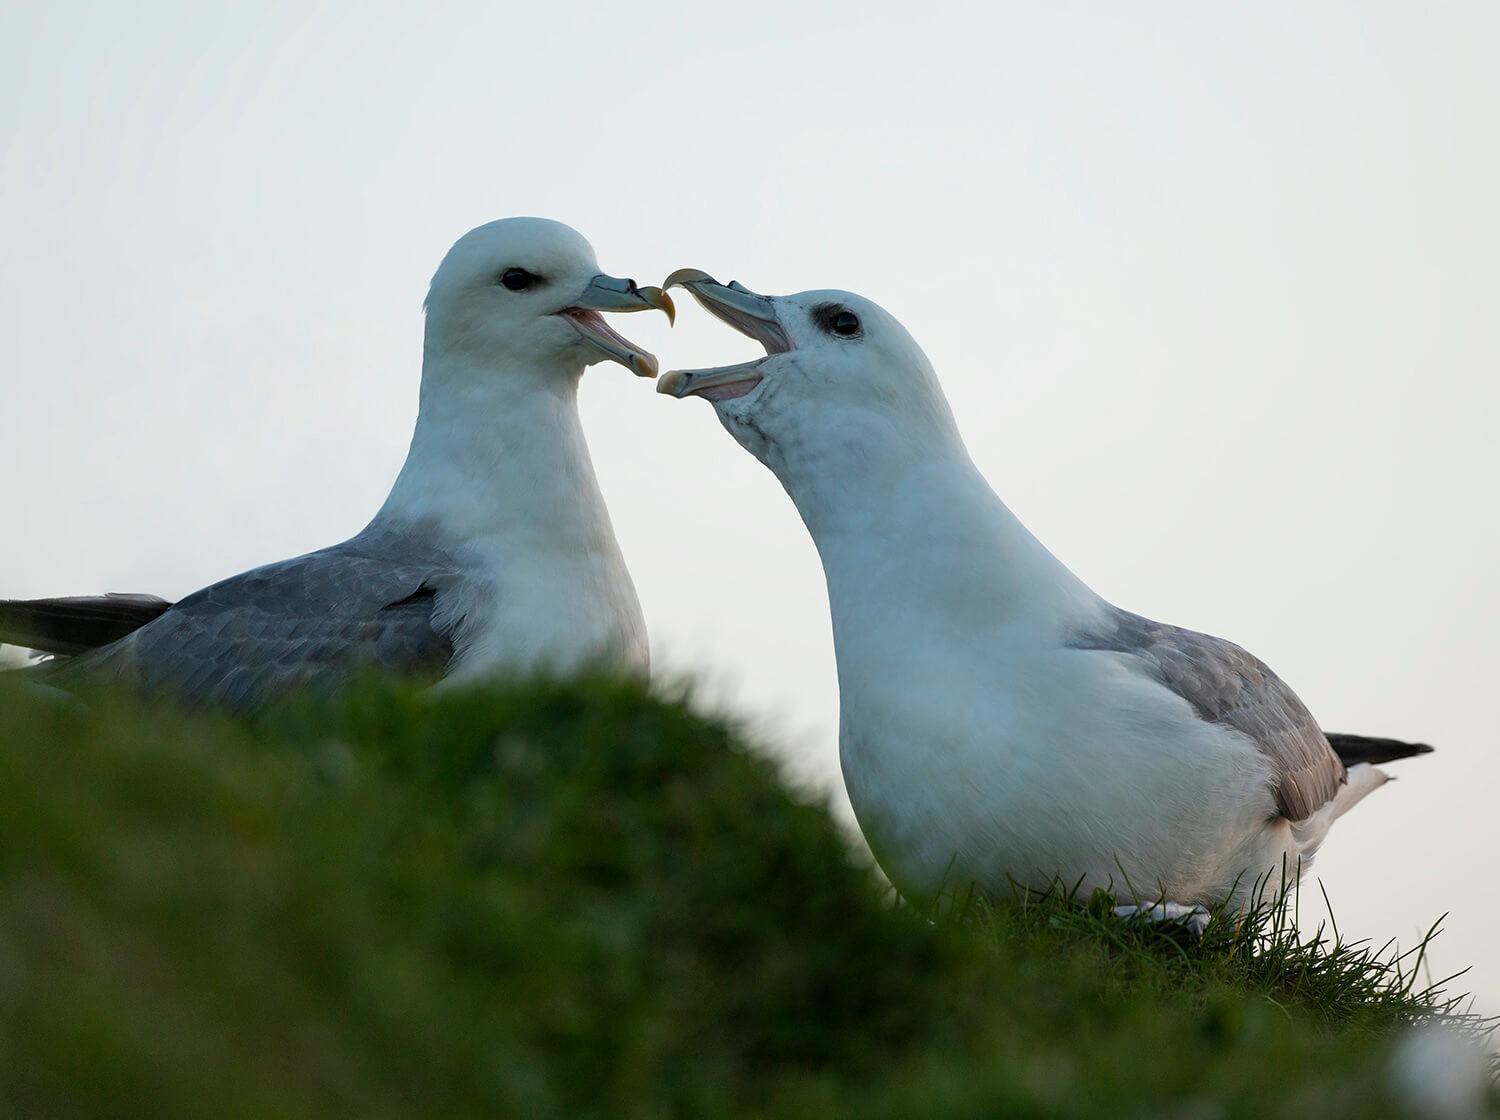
[563, 273, 676, 378]
[656, 270, 790, 400]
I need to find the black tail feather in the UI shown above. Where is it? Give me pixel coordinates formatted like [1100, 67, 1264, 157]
[0, 594, 172, 657]
[1325, 732, 1436, 766]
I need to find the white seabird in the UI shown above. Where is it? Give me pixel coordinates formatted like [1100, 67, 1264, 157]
[0, 218, 673, 709]
[657, 270, 1431, 923]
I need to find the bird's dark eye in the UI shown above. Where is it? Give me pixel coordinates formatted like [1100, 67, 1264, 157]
[500, 268, 537, 291]
[815, 305, 861, 337]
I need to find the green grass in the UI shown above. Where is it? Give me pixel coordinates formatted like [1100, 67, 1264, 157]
[0, 675, 1492, 1118]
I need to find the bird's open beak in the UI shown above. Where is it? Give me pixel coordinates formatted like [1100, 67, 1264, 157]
[563, 273, 676, 379]
[656, 269, 790, 399]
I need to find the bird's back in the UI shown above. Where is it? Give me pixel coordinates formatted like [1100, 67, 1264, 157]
[51, 527, 462, 710]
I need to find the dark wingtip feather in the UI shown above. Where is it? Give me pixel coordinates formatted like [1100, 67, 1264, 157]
[0, 594, 172, 657]
[1324, 732, 1436, 766]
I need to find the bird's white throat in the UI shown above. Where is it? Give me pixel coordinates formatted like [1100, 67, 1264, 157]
[766, 421, 1101, 643]
[372, 353, 646, 679]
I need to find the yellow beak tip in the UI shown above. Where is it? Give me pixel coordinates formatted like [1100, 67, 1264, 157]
[639, 286, 676, 326]
[662, 267, 716, 293]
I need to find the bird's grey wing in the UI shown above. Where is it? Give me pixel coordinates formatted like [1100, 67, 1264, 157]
[60, 530, 463, 709]
[1067, 606, 1345, 821]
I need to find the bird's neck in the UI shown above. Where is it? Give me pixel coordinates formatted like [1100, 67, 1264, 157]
[774, 426, 1098, 638]
[370, 352, 616, 555]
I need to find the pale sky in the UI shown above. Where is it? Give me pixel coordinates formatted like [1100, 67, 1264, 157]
[3, 3, 1496, 1018]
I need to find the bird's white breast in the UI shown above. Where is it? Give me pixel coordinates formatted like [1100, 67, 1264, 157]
[443, 528, 648, 684]
[836, 625, 1291, 907]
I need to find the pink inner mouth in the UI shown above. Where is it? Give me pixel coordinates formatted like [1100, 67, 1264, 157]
[561, 307, 637, 351]
[696, 376, 763, 402]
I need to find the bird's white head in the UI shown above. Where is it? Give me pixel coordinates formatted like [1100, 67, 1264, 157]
[655, 271, 959, 476]
[423, 217, 674, 385]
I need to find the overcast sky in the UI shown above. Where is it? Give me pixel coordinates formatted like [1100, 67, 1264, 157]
[3, 2, 1496, 1017]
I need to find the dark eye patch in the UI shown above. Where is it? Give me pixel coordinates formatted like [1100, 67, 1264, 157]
[500, 268, 539, 291]
[813, 303, 862, 338]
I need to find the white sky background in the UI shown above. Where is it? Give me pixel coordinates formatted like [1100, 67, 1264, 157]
[3, 2, 1496, 1017]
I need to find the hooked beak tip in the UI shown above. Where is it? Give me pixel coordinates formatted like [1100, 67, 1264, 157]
[663, 267, 718, 292]
[638, 285, 676, 326]
[657, 369, 688, 396]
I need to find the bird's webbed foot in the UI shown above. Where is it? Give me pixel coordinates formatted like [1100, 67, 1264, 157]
[1112, 901, 1212, 939]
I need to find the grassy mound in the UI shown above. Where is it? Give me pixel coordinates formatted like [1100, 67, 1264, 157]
[0, 677, 1490, 1118]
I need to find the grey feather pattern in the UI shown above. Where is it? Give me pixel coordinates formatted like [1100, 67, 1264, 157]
[1067, 605, 1345, 821]
[53, 525, 464, 710]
